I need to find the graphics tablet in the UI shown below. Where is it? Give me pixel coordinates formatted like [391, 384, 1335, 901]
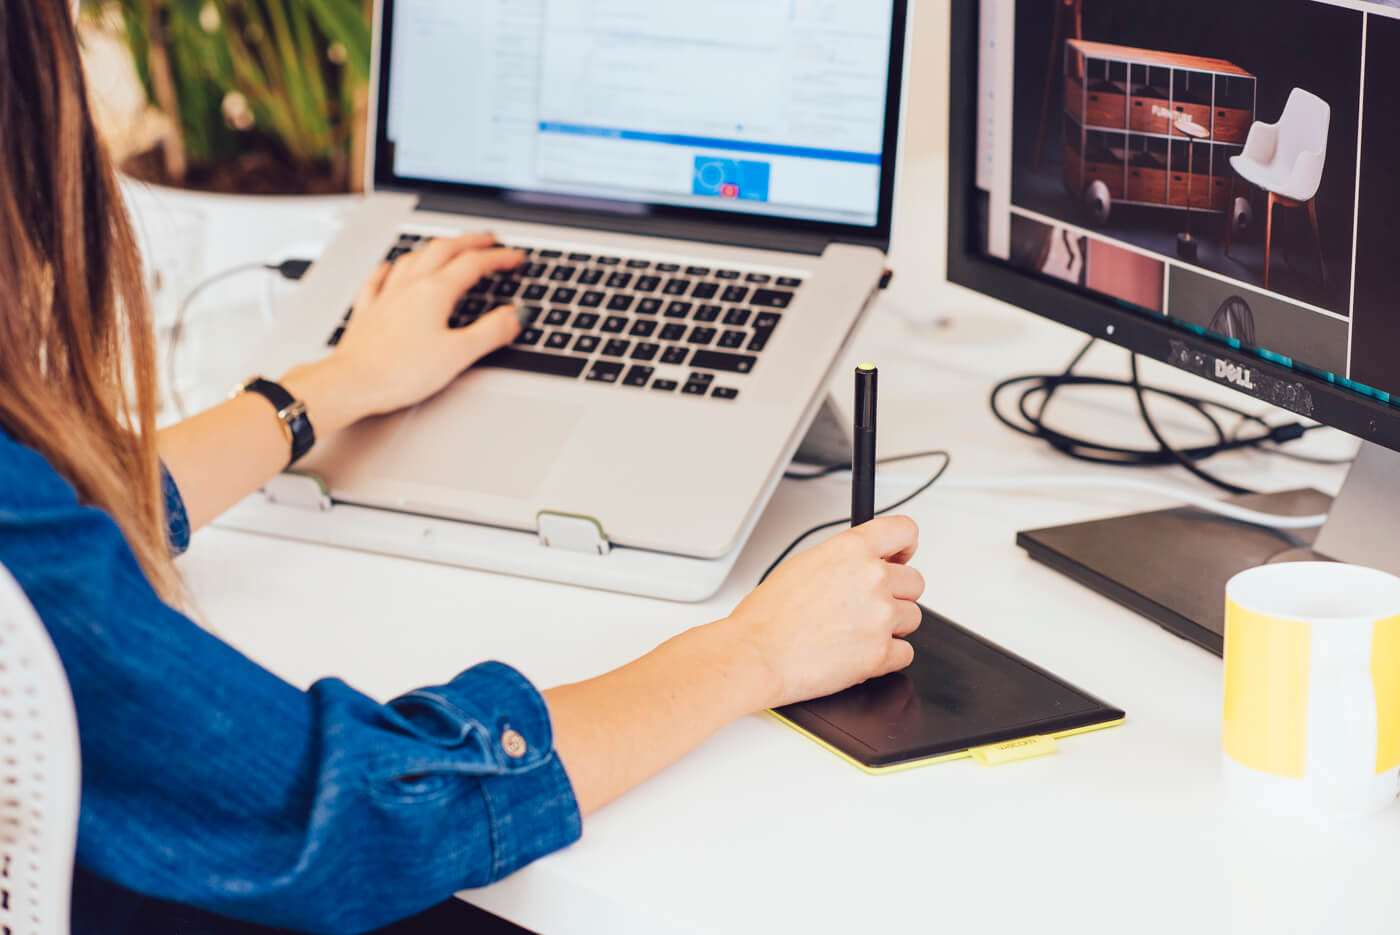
[773, 605, 1125, 773]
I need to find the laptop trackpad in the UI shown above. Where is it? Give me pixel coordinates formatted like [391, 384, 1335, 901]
[369, 391, 580, 500]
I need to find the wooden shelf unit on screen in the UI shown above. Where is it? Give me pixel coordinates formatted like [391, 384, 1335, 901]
[1062, 40, 1256, 222]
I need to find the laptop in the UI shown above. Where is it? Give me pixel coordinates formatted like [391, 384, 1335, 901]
[251, 0, 910, 580]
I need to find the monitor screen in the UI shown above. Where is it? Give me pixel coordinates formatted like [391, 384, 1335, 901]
[967, 0, 1400, 416]
[378, 0, 898, 229]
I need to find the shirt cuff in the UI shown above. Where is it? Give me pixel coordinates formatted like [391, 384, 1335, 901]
[390, 661, 582, 881]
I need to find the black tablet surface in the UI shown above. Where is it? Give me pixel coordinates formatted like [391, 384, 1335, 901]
[773, 605, 1125, 772]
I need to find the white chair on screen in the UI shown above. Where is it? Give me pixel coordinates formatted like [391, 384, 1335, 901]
[0, 564, 80, 935]
[1225, 87, 1331, 290]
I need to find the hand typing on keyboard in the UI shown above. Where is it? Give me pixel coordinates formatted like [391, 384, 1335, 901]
[327, 233, 803, 404]
[327, 232, 525, 419]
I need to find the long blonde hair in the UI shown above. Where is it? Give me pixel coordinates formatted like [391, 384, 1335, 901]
[0, 1, 179, 601]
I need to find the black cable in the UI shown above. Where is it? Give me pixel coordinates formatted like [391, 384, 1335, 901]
[1029, 336, 1096, 437]
[1128, 354, 1254, 496]
[1228, 415, 1357, 467]
[761, 451, 951, 584]
[994, 372, 1292, 465]
[784, 449, 952, 481]
[990, 338, 1324, 475]
[167, 259, 313, 419]
[997, 339, 1255, 459]
[1034, 342, 1246, 459]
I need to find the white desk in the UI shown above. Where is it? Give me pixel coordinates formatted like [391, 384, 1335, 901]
[174, 285, 1396, 934]
[139, 7, 1400, 927]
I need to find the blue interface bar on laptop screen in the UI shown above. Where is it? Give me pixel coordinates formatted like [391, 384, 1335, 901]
[385, 0, 895, 226]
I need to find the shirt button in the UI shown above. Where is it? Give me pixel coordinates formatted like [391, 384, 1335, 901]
[501, 729, 528, 759]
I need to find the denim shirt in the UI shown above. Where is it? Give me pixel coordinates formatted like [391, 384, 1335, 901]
[0, 428, 581, 934]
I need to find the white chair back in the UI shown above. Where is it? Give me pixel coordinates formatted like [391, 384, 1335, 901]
[1275, 87, 1330, 181]
[0, 564, 79, 935]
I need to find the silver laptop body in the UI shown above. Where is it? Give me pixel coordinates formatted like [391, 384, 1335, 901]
[260, 0, 910, 562]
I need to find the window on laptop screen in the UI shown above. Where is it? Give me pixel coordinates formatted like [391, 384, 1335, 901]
[383, 0, 896, 228]
[972, 0, 1399, 406]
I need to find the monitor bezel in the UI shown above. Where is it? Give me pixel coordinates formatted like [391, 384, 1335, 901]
[369, 0, 909, 252]
[944, 0, 1400, 455]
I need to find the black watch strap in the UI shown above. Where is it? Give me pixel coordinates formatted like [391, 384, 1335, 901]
[240, 377, 316, 467]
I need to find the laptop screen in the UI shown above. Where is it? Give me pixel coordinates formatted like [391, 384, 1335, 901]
[376, 0, 903, 233]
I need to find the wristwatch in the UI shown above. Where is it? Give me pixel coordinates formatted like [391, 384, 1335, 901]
[235, 377, 317, 467]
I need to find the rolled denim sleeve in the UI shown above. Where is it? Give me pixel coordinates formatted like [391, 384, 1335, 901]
[0, 435, 581, 935]
[159, 462, 191, 556]
[387, 664, 581, 882]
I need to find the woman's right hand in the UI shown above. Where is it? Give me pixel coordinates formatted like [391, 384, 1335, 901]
[544, 515, 924, 815]
[720, 516, 925, 710]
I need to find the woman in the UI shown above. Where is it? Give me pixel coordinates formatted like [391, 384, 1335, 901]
[0, 4, 924, 934]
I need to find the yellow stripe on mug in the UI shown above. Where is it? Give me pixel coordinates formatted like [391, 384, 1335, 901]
[1374, 614, 1400, 775]
[1222, 603, 1310, 778]
[1222, 563, 1400, 821]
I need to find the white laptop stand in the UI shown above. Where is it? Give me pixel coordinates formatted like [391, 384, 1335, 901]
[216, 396, 851, 602]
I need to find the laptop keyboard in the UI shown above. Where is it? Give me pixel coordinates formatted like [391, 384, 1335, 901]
[327, 233, 802, 401]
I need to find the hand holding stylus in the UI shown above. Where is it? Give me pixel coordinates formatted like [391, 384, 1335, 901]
[546, 363, 921, 815]
[721, 362, 922, 709]
[724, 515, 924, 709]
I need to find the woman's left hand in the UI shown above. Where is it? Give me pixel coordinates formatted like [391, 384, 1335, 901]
[325, 231, 526, 420]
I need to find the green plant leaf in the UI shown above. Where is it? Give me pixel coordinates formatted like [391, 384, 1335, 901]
[97, 0, 371, 189]
[301, 0, 371, 79]
[290, 0, 333, 150]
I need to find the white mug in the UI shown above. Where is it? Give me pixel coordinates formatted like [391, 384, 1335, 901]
[1221, 562, 1400, 821]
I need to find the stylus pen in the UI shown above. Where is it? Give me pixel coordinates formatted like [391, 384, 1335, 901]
[851, 363, 878, 527]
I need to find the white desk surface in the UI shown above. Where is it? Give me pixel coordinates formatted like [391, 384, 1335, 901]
[175, 308, 1399, 935]
[136, 7, 1400, 929]
[164, 243, 1397, 935]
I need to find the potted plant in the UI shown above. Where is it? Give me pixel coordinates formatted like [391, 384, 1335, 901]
[82, 0, 372, 195]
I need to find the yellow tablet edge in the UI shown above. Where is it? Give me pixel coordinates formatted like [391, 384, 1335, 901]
[764, 710, 1126, 776]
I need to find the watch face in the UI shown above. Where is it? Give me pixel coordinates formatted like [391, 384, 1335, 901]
[279, 400, 309, 423]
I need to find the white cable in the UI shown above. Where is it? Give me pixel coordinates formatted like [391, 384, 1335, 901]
[797, 470, 1328, 530]
[935, 476, 1327, 529]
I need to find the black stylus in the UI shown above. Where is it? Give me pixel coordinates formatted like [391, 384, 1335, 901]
[851, 363, 877, 527]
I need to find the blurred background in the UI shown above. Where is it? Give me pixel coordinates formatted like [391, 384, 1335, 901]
[79, 0, 373, 195]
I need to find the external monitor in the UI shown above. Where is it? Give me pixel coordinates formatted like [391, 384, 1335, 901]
[947, 0, 1400, 652]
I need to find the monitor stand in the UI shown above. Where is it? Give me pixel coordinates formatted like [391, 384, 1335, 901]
[1015, 442, 1400, 656]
